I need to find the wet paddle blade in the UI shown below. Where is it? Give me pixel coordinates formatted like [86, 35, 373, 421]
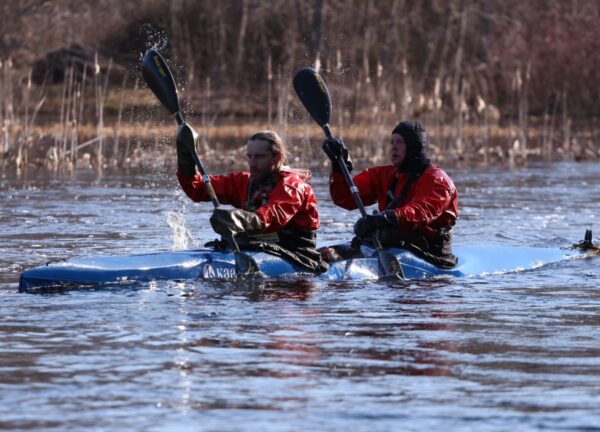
[292, 67, 331, 128]
[141, 49, 181, 119]
[235, 252, 261, 277]
[377, 249, 405, 280]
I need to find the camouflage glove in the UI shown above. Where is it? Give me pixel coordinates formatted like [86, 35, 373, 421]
[210, 208, 263, 237]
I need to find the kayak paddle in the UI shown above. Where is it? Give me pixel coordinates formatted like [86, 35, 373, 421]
[141, 48, 259, 276]
[293, 67, 404, 280]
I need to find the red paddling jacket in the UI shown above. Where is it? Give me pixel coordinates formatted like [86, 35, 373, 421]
[329, 164, 458, 241]
[177, 169, 327, 272]
[177, 170, 320, 233]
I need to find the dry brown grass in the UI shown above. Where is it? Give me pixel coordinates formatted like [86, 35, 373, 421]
[3, 118, 598, 175]
[1, 76, 598, 174]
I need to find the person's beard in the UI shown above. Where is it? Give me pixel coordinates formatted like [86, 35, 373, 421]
[251, 166, 278, 184]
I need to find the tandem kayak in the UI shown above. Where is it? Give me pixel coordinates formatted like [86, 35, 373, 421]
[18, 242, 593, 291]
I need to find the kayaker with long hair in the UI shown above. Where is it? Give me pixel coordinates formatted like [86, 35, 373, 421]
[322, 120, 458, 268]
[177, 130, 328, 273]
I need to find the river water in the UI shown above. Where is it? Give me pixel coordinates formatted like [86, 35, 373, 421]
[1, 162, 599, 431]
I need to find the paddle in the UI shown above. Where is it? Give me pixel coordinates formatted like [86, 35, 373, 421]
[293, 67, 404, 280]
[141, 48, 259, 275]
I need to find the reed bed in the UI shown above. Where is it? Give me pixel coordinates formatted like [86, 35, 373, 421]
[1, 55, 598, 175]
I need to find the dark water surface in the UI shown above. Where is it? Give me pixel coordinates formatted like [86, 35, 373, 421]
[1, 163, 600, 431]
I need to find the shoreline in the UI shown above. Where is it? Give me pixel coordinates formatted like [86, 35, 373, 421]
[2, 121, 598, 174]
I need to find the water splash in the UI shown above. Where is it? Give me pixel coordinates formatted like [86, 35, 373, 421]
[165, 211, 197, 250]
[140, 23, 169, 53]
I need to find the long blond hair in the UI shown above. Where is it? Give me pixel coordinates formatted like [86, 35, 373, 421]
[248, 130, 312, 181]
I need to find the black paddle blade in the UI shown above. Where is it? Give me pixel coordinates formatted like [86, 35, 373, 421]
[293, 67, 331, 128]
[235, 252, 261, 277]
[141, 49, 181, 119]
[377, 250, 405, 280]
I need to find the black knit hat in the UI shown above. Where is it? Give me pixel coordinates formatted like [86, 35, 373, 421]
[391, 120, 430, 172]
[392, 120, 426, 150]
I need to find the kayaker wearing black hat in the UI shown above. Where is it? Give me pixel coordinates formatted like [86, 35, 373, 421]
[177, 130, 328, 273]
[322, 120, 458, 268]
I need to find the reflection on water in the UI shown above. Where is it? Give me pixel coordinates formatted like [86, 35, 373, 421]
[1, 163, 600, 430]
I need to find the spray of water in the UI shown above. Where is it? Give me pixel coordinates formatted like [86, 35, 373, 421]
[164, 190, 199, 250]
[165, 210, 197, 250]
[140, 24, 169, 55]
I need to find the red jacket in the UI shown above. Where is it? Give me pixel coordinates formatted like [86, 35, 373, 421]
[177, 170, 320, 233]
[329, 164, 458, 239]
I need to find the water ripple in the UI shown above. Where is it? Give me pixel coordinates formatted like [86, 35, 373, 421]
[1, 163, 600, 430]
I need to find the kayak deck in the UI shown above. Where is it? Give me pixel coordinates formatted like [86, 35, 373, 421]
[18, 244, 587, 291]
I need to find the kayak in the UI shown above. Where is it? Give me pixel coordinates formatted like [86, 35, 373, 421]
[18, 243, 590, 291]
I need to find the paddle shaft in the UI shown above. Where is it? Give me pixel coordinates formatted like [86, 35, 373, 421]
[322, 125, 369, 218]
[293, 67, 403, 279]
[322, 125, 389, 252]
[142, 49, 260, 274]
[180, 123, 242, 253]
[174, 114, 221, 210]
[177, 126, 255, 269]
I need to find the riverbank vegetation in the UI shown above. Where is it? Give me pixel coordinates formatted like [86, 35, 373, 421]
[1, 0, 599, 174]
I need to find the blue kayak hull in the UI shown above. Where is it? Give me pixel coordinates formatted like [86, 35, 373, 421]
[18, 244, 585, 291]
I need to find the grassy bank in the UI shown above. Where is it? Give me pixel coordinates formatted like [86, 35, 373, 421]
[2, 119, 598, 176]
[1, 72, 598, 175]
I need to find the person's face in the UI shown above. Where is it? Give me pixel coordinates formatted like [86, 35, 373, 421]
[247, 139, 277, 182]
[391, 133, 407, 166]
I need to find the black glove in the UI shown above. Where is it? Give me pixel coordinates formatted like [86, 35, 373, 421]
[176, 124, 197, 177]
[322, 138, 354, 173]
[353, 211, 398, 237]
[210, 208, 264, 237]
[176, 140, 196, 177]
